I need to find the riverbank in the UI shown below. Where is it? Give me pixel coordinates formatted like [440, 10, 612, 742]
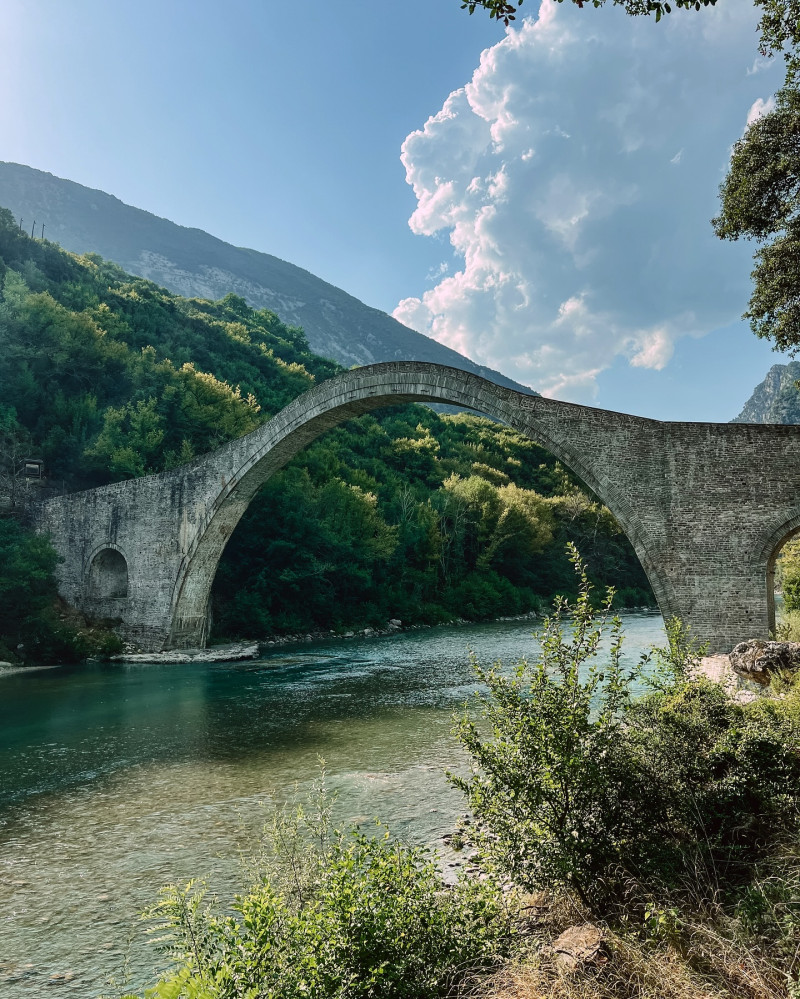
[244, 602, 659, 650]
[109, 611, 544, 663]
[251, 608, 545, 649]
[112, 604, 659, 664]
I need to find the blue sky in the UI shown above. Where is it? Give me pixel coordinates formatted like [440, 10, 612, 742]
[1, 0, 792, 419]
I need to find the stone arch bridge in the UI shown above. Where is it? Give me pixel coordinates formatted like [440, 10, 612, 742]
[28, 361, 800, 653]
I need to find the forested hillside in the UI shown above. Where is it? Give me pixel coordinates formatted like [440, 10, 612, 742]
[0, 161, 534, 393]
[0, 207, 653, 648]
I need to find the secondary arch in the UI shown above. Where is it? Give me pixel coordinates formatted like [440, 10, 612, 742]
[87, 544, 129, 600]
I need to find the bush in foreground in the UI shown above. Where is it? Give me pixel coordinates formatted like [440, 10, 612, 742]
[452, 546, 800, 996]
[453, 546, 800, 916]
[125, 775, 512, 999]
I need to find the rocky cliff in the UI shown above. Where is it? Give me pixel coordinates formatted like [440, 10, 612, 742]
[732, 362, 800, 424]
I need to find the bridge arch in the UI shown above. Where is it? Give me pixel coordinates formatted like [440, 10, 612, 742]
[166, 363, 667, 648]
[35, 361, 800, 652]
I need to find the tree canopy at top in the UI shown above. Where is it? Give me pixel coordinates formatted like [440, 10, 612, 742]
[461, 0, 800, 70]
[713, 82, 800, 351]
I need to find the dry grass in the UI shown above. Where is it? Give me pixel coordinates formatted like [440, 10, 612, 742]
[471, 947, 715, 999]
[677, 917, 790, 999]
[460, 892, 792, 999]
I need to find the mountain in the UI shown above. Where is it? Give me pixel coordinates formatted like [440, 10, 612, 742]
[732, 362, 800, 424]
[0, 161, 534, 396]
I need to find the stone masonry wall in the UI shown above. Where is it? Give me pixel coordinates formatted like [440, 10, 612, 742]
[28, 362, 800, 652]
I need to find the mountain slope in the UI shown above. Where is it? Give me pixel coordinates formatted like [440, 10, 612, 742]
[0, 161, 534, 395]
[0, 212, 653, 640]
[732, 362, 800, 424]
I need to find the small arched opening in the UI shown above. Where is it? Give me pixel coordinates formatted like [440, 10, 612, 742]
[88, 547, 129, 600]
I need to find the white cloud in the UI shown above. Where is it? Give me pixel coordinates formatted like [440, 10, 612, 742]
[627, 326, 676, 370]
[425, 261, 449, 282]
[746, 55, 772, 75]
[746, 95, 776, 126]
[394, 0, 781, 401]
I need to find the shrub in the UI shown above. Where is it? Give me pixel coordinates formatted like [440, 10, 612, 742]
[130, 771, 512, 999]
[776, 608, 800, 641]
[451, 545, 641, 911]
[778, 537, 800, 613]
[452, 545, 800, 916]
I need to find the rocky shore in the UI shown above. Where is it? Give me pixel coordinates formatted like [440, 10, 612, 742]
[257, 610, 543, 649]
[109, 605, 660, 664]
[110, 614, 541, 663]
[111, 642, 260, 664]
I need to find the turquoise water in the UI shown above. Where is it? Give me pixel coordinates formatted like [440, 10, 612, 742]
[0, 613, 664, 997]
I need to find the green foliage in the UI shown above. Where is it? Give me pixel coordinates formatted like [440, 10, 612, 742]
[460, 0, 720, 30]
[776, 608, 800, 640]
[131, 772, 511, 999]
[0, 209, 654, 647]
[777, 536, 800, 611]
[624, 672, 800, 890]
[713, 81, 800, 351]
[441, 474, 553, 575]
[0, 518, 61, 662]
[0, 404, 33, 506]
[453, 547, 800, 915]
[647, 613, 706, 686]
[0, 218, 333, 488]
[211, 414, 649, 638]
[755, 0, 800, 69]
[451, 544, 637, 909]
[734, 848, 800, 968]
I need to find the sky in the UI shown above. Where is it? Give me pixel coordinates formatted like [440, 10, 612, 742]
[0, 0, 792, 419]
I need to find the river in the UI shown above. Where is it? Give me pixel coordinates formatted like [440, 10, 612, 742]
[0, 612, 665, 998]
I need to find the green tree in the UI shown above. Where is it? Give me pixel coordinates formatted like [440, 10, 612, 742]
[0, 405, 33, 508]
[777, 535, 800, 610]
[441, 474, 553, 579]
[713, 81, 800, 351]
[0, 519, 60, 649]
[0, 520, 73, 663]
